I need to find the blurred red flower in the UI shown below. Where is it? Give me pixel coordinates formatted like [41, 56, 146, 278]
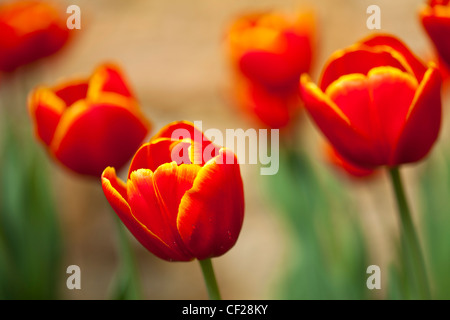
[102, 121, 245, 262]
[28, 63, 151, 177]
[420, 0, 450, 68]
[0, 0, 70, 72]
[227, 11, 315, 129]
[300, 34, 442, 169]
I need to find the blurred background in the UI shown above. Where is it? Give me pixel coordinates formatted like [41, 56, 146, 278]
[1, 0, 449, 300]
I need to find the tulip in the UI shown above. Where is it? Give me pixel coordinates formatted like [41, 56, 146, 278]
[300, 34, 442, 169]
[228, 11, 314, 89]
[300, 34, 440, 299]
[420, 0, 450, 68]
[101, 121, 245, 262]
[0, 0, 70, 72]
[227, 11, 315, 129]
[28, 63, 151, 177]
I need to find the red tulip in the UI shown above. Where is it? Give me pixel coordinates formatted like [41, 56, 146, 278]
[227, 11, 315, 129]
[28, 63, 151, 177]
[227, 11, 314, 89]
[0, 0, 70, 72]
[299, 34, 442, 169]
[101, 121, 245, 262]
[420, 0, 450, 68]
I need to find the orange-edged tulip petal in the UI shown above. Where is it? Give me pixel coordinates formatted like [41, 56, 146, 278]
[102, 167, 187, 261]
[88, 64, 134, 100]
[361, 34, 427, 81]
[300, 74, 382, 167]
[28, 87, 65, 145]
[325, 73, 375, 140]
[53, 81, 89, 107]
[393, 66, 442, 164]
[366, 67, 418, 163]
[51, 102, 149, 177]
[239, 30, 312, 88]
[177, 148, 245, 260]
[127, 167, 195, 261]
[152, 121, 220, 165]
[319, 48, 408, 91]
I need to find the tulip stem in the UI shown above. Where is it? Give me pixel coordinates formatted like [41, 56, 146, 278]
[199, 258, 221, 300]
[111, 216, 142, 300]
[388, 167, 431, 299]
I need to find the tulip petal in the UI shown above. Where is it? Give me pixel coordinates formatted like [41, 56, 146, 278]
[152, 121, 220, 165]
[393, 66, 442, 164]
[177, 149, 244, 260]
[127, 168, 193, 261]
[361, 34, 427, 81]
[367, 67, 418, 163]
[53, 81, 89, 107]
[239, 31, 312, 88]
[128, 139, 193, 178]
[52, 102, 149, 176]
[153, 162, 201, 232]
[88, 64, 133, 100]
[101, 167, 180, 261]
[300, 74, 382, 167]
[28, 87, 65, 145]
[320, 48, 408, 90]
[325, 73, 374, 139]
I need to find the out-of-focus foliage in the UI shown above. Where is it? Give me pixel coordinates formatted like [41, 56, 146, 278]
[0, 115, 62, 299]
[266, 144, 372, 299]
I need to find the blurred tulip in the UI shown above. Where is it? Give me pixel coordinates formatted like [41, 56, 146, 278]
[0, 0, 70, 72]
[300, 34, 442, 169]
[28, 63, 151, 177]
[420, 0, 450, 68]
[227, 10, 315, 129]
[102, 121, 245, 262]
[228, 11, 314, 89]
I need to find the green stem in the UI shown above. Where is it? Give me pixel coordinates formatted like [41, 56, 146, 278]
[388, 167, 431, 299]
[199, 258, 221, 300]
[111, 216, 142, 300]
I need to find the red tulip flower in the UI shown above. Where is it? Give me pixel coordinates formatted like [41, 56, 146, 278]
[29, 63, 151, 177]
[227, 11, 314, 89]
[227, 11, 315, 129]
[101, 121, 245, 262]
[300, 34, 442, 169]
[0, 0, 70, 72]
[420, 0, 450, 68]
